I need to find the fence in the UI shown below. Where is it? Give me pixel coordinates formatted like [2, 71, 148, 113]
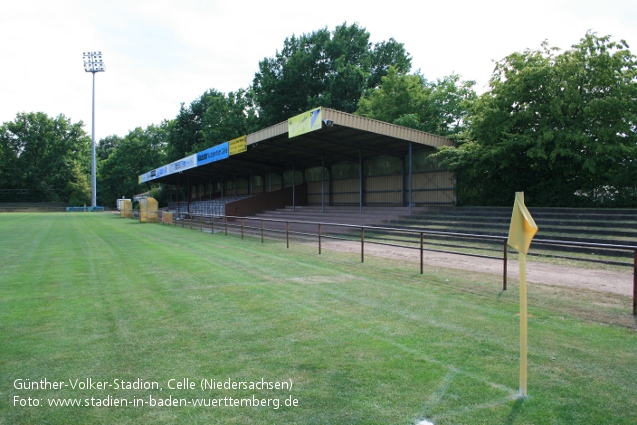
[163, 212, 637, 315]
[167, 197, 251, 217]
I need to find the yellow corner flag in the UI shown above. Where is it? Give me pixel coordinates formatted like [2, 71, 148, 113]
[507, 192, 538, 399]
[507, 192, 538, 254]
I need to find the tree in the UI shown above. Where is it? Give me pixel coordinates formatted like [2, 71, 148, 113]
[98, 125, 167, 206]
[67, 162, 91, 206]
[356, 66, 476, 137]
[251, 22, 412, 127]
[0, 112, 91, 203]
[437, 33, 637, 207]
[96, 134, 122, 162]
[166, 89, 257, 162]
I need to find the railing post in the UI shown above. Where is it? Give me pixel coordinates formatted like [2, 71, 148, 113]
[286, 222, 289, 248]
[261, 220, 264, 243]
[211, 216, 214, 235]
[361, 227, 365, 263]
[420, 232, 424, 274]
[633, 250, 636, 315]
[225, 216, 228, 236]
[503, 239, 508, 291]
[318, 224, 322, 255]
[200, 215, 203, 232]
[241, 218, 244, 239]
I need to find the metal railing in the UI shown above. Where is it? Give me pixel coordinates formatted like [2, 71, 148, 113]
[168, 197, 251, 218]
[166, 212, 637, 315]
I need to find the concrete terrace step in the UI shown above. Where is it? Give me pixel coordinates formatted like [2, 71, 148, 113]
[390, 219, 637, 240]
[251, 206, 424, 234]
[221, 205, 637, 245]
[248, 206, 637, 239]
[419, 206, 637, 220]
[179, 206, 636, 265]
[379, 207, 637, 249]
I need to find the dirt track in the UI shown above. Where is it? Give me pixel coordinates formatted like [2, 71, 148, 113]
[319, 240, 634, 297]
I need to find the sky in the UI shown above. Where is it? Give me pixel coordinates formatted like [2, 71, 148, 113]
[1, 0, 636, 142]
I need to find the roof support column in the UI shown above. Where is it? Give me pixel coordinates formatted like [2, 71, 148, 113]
[321, 156, 325, 213]
[329, 164, 333, 207]
[359, 150, 363, 214]
[408, 141, 413, 215]
[402, 155, 407, 207]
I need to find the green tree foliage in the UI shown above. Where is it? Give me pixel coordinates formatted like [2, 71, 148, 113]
[356, 67, 476, 137]
[437, 33, 637, 206]
[0, 112, 91, 203]
[98, 125, 167, 207]
[166, 89, 257, 162]
[251, 22, 412, 127]
[67, 162, 91, 206]
[96, 134, 122, 162]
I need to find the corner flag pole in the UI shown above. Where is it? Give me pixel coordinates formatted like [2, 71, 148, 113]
[519, 249, 528, 397]
[507, 192, 538, 398]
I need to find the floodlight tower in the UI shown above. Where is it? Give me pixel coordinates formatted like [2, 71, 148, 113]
[83, 51, 105, 208]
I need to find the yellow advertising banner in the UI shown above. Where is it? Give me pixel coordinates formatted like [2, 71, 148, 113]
[288, 107, 322, 138]
[229, 135, 247, 155]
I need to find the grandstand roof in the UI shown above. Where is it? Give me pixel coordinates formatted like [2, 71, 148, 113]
[142, 108, 453, 186]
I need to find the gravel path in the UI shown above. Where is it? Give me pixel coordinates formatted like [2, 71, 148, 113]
[319, 240, 634, 297]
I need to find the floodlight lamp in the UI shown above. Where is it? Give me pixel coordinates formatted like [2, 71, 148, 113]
[83, 51, 105, 73]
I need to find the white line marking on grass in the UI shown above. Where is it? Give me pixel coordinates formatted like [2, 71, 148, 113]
[426, 396, 520, 423]
[422, 370, 457, 410]
[374, 336, 517, 397]
[263, 279, 520, 421]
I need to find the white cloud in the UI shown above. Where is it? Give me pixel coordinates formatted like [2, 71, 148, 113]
[1, 0, 636, 141]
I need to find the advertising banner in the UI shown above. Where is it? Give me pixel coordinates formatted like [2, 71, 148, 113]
[197, 142, 229, 166]
[229, 136, 247, 155]
[169, 154, 197, 173]
[138, 141, 234, 184]
[288, 107, 322, 138]
[139, 154, 197, 183]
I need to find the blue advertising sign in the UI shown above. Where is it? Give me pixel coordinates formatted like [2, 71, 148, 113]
[197, 142, 229, 166]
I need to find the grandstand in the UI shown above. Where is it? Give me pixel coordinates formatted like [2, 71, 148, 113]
[144, 107, 455, 222]
[144, 106, 636, 268]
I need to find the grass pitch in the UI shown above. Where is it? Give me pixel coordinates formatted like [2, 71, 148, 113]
[0, 213, 635, 424]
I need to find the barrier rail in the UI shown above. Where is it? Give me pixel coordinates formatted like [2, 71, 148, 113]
[66, 206, 105, 212]
[166, 212, 637, 315]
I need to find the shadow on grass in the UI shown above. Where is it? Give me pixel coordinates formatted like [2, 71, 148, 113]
[504, 397, 525, 425]
[120, 219, 145, 225]
[497, 289, 511, 300]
